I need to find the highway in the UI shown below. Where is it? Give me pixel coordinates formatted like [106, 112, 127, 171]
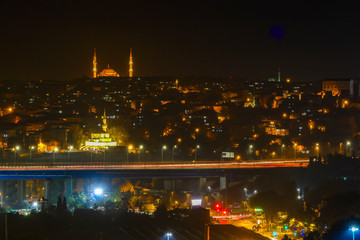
[0, 158, 308, 171]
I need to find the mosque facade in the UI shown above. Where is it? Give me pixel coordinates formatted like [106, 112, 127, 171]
[92, 48, 133, 78]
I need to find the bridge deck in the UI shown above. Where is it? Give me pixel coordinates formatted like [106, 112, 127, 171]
[0, 159, 308, 171]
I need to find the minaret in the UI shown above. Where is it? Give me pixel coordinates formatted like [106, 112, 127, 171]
[93, 48, 97, 78]
[129, 48, 133, 78]
[277, 68, 281, 82]
[102, 109, 107, 132]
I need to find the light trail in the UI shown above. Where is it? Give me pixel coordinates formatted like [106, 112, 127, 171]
[0, 159, 308, 171]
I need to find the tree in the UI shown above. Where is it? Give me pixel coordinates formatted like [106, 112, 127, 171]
[68, 125, 86, 149]
[249, 191, 283, 220]
[319, 191, 360, 226]
[154, 204, 168, 225]
[56, 195, 63, 212]
[62, 197, 68, 212]
[68, 191, 90, 209]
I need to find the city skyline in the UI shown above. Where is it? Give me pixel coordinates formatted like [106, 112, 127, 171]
[1, 1, 360, 239]
[1, 1, 360, 82]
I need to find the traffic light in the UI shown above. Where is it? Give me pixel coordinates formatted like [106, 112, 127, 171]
[284, 225, 289, 230]
[214, 202, 221, 210]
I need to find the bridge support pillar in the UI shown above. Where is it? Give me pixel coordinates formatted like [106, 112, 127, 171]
[0, 181, 4, 207]
[220, 176, 228, 208]
[16, 180, 26, 204]
[44, 179, 50, 200]
[164, 179, 176, 191]
[199, 177, 206, 192]
[64, 177, 73, 200]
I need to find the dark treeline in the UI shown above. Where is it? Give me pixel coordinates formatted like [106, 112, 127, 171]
[0, 206, 210, 240]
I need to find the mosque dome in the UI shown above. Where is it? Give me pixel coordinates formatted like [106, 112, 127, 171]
[97, 64, 120, 77]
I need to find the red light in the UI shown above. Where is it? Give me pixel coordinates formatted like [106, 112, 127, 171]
[223, 209, 229, 215]
[214, 203, 221, 210]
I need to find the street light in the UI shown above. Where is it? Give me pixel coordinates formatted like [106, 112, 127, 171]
[172, 145, 177, 162]
[195, 145, 200, 162]
[249, 145, 253, 160]
[14, 145, 20, 164]
[315, 143, 320, 159]
[68, 145, 73, 161]
[94, 188, 103, 196]
[161, 145, 167, 162]
[138, 145, 143, 162]
[32, 201, 38, 207]
[350, 226, 359, 240]
[127, 145, 133, 162]
[29, 146, 35, 161]
[346, 141, 351, 156]
[165, 232, 172, 240]
[293, 143, 297, 159]
[281, 144, 285, 159]
[53, 147, 58, 162]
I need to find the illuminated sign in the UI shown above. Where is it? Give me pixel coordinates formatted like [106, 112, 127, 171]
[191, 199, 202, 206]
[222, 152, 234, 158]
[85, 141, 117, 146]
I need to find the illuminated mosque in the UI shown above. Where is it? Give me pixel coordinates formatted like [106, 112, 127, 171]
[85, 110, 117, 149]
[92, 48, 133, 78]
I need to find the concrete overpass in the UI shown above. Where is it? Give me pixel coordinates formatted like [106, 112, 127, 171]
[0, 159, 308, 205]
[0, 158, 308, 179]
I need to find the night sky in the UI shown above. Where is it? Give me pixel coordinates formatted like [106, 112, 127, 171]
[1, 0, 360, 82]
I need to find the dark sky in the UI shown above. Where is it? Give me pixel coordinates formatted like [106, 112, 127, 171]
[1, 0, 360, 82]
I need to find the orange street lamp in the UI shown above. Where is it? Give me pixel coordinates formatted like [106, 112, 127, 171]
[138, 145, 144, 162]
[127, 145, 133, 162]
[195, 145, 200, 162]
[53, 147, 59, 162]
[346, 141, 351, 155]
[161, 145, 167, 162]
[30, 146, 35, 161]
[172, 145, 177, 162]
[315, 144, 320, 159]
[281, 144, 285, 159]
[15, 145, 20, 164]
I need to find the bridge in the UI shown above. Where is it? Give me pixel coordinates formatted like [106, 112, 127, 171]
[0, 159, 309, 205]
[0, 158, 308, 178]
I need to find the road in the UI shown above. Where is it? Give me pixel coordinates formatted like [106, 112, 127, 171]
[0, 159, 308, 171]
